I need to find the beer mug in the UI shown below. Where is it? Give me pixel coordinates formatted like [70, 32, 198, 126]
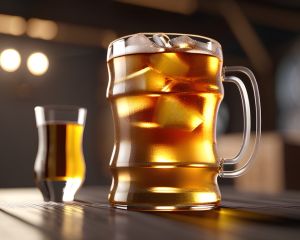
[106, 33, 261, 210]
[34, 106, 87, 202]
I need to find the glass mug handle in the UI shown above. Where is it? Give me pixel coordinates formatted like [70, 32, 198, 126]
[219, 66, 261, 178]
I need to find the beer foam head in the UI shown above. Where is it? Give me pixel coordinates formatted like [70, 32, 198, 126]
[107, 33, 223, 61]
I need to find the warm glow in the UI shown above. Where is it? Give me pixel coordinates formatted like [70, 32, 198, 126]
[150, 52, 189, 76]
[119, 172, 131, 182]
[149, 187, 181, 193]
[190, 115, 203, 130]
[131, 122, 159, 128]
[154, 206, 176, 210]
[178, 42, 190, 48]
[27, 18, 58, 40]
[151, 145, 176, 163]
[0, 14, 26, 36]
[65, 123, 85, 178]
[198, 92, 218, 163]
[188, 163, 208, 167]
[116, 96, 153, 117]
[124, 66, 151, 82]
[113, 66, 166, 92]
[190, 205, 216, 210]
[193, 192, 217, 203]
[208, 56, 219, 73]
[0, 49, 21, 72]
[208, 84, 219, 90]
[193, 139, 215, 163]
[27, 52, 49, 76]
[202, 93, 217, 129]
[152, 165, 176, 168]
[155, 96, 203, 131]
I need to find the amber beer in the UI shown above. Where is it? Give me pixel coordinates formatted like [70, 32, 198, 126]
[34, 122, 85, 202]
[107, 50, 224, 209]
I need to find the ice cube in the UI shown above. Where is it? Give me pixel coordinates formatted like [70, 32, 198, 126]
[113, 67, 166, 94]
[143, 67, 166, 91]
[127, 33, 154, 46]
[153, 33, 172, 48]
[126, 33, 159, 54]
[194, 41, 219, 56]
[112, 54, 148, 83]
[171, 35, 197, 49]
[154, 96, 203, 131]
[150, 53, 189, 77]
[116, 96, 153, 118]
[161, 81, 193, 92]
[171, 35, 220, 57]
[150, 145, 177, 163]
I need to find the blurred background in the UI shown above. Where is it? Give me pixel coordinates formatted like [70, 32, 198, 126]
[0, 0, 299, 193]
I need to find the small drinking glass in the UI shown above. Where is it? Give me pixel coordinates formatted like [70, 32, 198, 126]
[34, 105, 87, 202]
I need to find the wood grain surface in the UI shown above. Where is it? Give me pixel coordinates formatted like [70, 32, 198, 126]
[0, 187, 299, 240]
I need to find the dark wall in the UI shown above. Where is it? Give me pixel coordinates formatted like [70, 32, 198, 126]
[0, 36, 112, 187]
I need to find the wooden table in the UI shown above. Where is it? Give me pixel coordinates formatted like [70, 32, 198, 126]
[0, 187, 299, 240]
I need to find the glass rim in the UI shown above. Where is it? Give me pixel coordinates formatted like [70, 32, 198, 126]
[34, 105, 87, 126]
[107, 32, 223, 61]
[108, 32, 222, 49]
[34, 105, 87, 113]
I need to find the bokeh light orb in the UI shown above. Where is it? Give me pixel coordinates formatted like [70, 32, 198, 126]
[0, 48, 21, 72]
[27, 52, 49, 76]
